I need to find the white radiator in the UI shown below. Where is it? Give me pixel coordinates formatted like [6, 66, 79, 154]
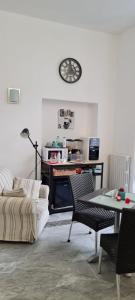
[108, 154, 131, 192]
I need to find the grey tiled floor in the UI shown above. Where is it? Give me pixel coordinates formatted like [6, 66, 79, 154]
[47, 211, 72, 222]
[0, 213, 134, 300]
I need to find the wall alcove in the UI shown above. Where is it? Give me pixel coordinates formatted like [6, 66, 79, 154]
[42, 98, 98, 146]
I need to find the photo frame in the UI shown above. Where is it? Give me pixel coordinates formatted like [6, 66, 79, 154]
[58, 109, 74, 129]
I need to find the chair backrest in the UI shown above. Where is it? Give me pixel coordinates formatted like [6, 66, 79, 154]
[116, 208, 135, 274]
[69, 172, 94, 209]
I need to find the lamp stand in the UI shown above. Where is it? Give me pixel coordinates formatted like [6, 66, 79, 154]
[28, 136, 42, 180]
[35, 141, 38, 180]
[20, 129, 42, 180]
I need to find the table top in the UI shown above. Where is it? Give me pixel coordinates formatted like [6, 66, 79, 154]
[43, 160, 103, 166]
[79, 190, 135, 212]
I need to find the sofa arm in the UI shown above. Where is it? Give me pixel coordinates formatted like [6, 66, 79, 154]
[0, 196, 37, 215]
[39, 184, 49, 199]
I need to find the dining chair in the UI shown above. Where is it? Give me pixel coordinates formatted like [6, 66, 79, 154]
[67, 173, 115, 257]
[98, 208, 135, 300]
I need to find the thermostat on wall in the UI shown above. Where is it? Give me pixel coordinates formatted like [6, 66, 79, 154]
[7, 88, 20, 104]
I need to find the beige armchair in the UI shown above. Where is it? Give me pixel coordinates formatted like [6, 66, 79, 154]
[0, 168, 49, 242]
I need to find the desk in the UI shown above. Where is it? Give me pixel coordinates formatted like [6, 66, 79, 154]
[41, 160, 104, 214]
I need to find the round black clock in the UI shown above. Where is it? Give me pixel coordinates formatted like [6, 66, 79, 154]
[59, 58, 82, 83]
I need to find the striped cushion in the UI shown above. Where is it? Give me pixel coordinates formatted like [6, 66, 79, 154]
[2, 188, 26, 197]
[13, 177, 41, 199]
[0, 168, 13, 195]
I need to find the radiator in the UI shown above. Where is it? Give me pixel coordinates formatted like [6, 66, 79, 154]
[108, 154, 131, 192]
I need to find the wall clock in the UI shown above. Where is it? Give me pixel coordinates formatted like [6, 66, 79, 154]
[59, 58, 82, 83]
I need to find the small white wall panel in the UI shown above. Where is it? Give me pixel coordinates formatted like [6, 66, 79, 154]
[7, 88, 20, 104]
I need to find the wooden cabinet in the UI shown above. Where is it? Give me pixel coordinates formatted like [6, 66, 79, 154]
[41, 161, 104, 214]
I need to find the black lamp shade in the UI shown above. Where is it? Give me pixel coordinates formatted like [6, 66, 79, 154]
[20, 128, 30, 138]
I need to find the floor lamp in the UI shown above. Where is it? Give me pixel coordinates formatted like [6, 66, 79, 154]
[20, 128, 42, 180]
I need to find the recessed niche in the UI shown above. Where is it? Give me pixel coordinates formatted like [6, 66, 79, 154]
[42, 98, 98, 146]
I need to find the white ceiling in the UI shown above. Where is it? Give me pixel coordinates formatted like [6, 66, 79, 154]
[0, 0, 135, 33]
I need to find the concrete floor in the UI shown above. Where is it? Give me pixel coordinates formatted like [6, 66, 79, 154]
[0, 213, 134, 300]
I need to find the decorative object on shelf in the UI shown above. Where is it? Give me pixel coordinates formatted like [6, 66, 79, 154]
[59, 58, 82, 83]
[57, 152, 61, 163]
[62, 137, 66, 148]
[58, 109, 74, 129]
[20, 128, 42, 180]
[42, 146, 68, 162]
[118, 187, 125, 200]
[125, 197, 131, 204]
[55, 136, 63, 147]
[52, 141, 57, 148]
[116, 195, 121, 201]
[7, 88, 20, 104]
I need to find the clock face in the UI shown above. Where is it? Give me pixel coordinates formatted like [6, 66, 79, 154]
[59, 58, 82, 83]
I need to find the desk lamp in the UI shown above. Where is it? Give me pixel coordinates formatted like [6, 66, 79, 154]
[20, 128, 42, 180]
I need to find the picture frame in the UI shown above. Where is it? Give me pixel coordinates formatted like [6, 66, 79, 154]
[58, 109, 74, 129]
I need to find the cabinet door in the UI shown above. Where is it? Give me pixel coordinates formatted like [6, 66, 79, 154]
[53, 179, 73, 208]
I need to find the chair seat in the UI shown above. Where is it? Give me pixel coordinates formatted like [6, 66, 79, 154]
[73, 208, 115, 231]
[100, 233, 118, 262]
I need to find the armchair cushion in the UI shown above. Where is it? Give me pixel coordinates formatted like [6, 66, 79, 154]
[14, 177, 41, 199]
[39, 184, 49, 199]
[0, 168, 13, 195]
[0, 196, 37, 215]
[2, 188, 26, 197]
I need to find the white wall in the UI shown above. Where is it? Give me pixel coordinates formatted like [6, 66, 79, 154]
[0, 10, 116, 184]
[113, 27, 135, 191]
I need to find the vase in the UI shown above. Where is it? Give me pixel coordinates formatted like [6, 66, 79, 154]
[118, 191, 125, 200]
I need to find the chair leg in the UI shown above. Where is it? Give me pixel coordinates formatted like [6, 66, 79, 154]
[116, 274, 120, 300]
[98, 247, 103, 274]
[87, 231, 99, 263]
[95, 231, 98, 255]
[67, 221, 73, 242]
